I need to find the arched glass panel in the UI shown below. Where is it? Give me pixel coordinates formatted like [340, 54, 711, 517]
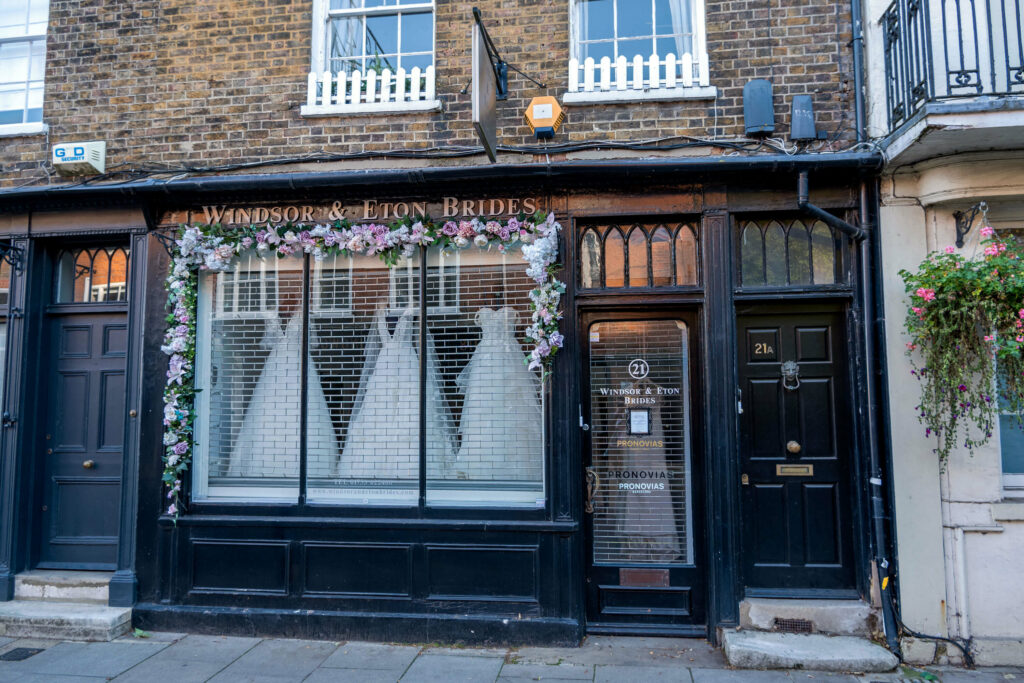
[740, 223, 764, 287]
[604, 228, 625, 288]
[580, 229, 601, 289]
[675, 224, 698, 285]
[764, 221, 787, 286]
[651, 226, 673, 287]
[108, 247, 129, 301]
[91, 248, 112, 301]
[787, 220, 811, 285]
[810, 221, 836, 284]
[628, 226, 648, 287]
[73, 250, 93, 301]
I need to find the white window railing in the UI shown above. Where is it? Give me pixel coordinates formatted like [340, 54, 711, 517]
[564, 53, 714, 103]
[301, 66, 438, 116]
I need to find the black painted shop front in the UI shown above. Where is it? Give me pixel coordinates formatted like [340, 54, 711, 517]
[0, 163, 883, 645]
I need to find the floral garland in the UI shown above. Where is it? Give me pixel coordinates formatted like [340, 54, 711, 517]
[160, 212, 564, 517]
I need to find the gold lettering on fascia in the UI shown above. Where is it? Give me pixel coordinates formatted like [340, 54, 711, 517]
[199, 197, 540, 226]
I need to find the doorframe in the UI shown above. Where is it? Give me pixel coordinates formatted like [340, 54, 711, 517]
[577, 305, 707, 637]
[0, 224, 149, 604]
[733, 299, 871, 601]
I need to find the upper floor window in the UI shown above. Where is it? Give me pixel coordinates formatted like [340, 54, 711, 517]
[566, 0, 712, 103]
[303, 0, 439, 116]
[0, 0, 48, 136]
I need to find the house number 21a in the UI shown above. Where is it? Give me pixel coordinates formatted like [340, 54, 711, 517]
[754, 343, 774, 357]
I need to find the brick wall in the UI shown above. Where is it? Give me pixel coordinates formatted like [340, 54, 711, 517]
[1, 0, 855, 187]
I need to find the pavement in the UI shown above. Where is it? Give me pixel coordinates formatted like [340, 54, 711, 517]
[0, 632, 1018, 682]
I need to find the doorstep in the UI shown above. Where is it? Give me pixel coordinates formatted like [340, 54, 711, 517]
[0, 600, 131, 641]
[722, 630, 899, 672]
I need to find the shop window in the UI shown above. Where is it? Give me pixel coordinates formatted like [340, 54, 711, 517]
[54, 246, 130, 303]
[999, 371, 1024, 493]
[0, 0, 47, 136]
[738, 218, 840, 288]
[304, 0, 438, 115]
[193, 248, 544, 507]
[566, 0, 711, 104]
[579, 221, 699, 290]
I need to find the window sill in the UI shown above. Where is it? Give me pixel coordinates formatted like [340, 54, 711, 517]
[0, 122, 48, 138]
[300, 99, 442, 117]
[563, 86, 717, 105]
[993, 500, 1024, 521]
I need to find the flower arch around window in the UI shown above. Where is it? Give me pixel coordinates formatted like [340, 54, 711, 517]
[160, 213, 564, 517]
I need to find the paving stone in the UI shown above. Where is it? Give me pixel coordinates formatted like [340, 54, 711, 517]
[427, 646, 511, 658]
[111, 634, 261, 682]
[306, 667, 403, 682]
[0, 673, 107, 683]
[11, 640, 169, 677]
[692, 669, 794, 683]
[723, 632, 898, 673]
[517, 636, 721, 668]
[401, 653, 504, 682]
[595, 664, 694, 682]
[498, 662, 595, 679]
[320, 641, 420, 671]
[207, 638, 338, 682]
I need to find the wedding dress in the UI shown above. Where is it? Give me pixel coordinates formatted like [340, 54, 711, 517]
[228, 313, 338, 479]
[454, 307, 542, 481]
[338, 307, 452, 479]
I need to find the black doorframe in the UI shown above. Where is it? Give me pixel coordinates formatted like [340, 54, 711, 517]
[0, 224, 148, 603]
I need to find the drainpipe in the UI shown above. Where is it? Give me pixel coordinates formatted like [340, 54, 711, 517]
[850, 0, 866, 143]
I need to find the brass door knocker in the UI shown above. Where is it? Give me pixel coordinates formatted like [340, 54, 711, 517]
[781, 360, 801, 391]
[585, 467, 600, 513]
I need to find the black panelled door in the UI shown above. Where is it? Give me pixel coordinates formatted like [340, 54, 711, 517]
[38, 305, 128, 568]
[582, 313, 704, 631]
[736, 313, 855, 593]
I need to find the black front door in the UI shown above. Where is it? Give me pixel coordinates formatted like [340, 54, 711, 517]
[736, 312, 855, 593]
[582, 313, 704, 633]
[37, 244, 130, 569]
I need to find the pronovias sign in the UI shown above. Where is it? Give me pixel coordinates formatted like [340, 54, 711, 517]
[193, 197, 541, 226]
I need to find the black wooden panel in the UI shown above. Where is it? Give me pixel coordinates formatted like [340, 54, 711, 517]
[102, 323, 128, 357]
[55, 372, 88, 450]
[746, 328, 779, 363]
[303, 543, 412, 597]
[599, 585, 690, 617]
[748, 379, 783, 459]
[752, 484, 787, 565]
[60, 325, 91, 358]
[191, 540, 289, 595]
[795, 326, 830, 361]
[51, 477, 120, 540]
[426, 545, 537, 600]
[803, 484, 841, 566]
[98, 371, 126, 450]
[797, 378, 834, 458]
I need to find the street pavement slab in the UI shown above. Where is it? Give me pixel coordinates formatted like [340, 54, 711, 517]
[3, 639, 169, 678]
[320, 640, 421, 671]
[111, 634, 261, 682]
[205, 638, 338, 682]
[401, 653, 505, 682]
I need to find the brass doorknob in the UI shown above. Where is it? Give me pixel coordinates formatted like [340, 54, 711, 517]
[83, 460, 95, 469]
[786, 441, 802, 454]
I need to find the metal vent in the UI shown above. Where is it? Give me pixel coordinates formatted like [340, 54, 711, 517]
[0, 647, 44, 661]
[773, 618, 813, 634]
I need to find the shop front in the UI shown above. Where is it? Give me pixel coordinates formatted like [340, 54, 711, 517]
[0, 159, 883, 645]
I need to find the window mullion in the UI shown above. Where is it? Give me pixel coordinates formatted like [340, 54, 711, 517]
[418, 246, 427, 510]
[299, 254, 311, 505]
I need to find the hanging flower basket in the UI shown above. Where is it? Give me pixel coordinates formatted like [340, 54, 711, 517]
[899, 228, 1024, 462]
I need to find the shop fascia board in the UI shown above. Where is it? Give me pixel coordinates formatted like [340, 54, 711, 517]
[0, 153, 883, 213]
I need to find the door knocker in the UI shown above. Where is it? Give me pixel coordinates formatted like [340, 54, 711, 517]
[781, 360, 801, 391]
[585, 467, 600, 513]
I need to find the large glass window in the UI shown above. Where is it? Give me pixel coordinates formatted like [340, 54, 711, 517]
[0, 0, 47, 129]
[55, 246, 130, 303]
[999, 370, 1024, 493]
[576, 0, 698, 67]
[316, 0, 434, 76]
[193, 246, 545, 508]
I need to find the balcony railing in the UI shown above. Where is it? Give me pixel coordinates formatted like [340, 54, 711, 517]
[883, 0, 1024, 130]
[564, 53, 713, 103]
[301, 66, 437, 116]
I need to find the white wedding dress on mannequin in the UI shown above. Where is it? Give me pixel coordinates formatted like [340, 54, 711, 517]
[455, 307, 542, 481]
[339, 307, 452, 480]
[229, 313, 338, 479]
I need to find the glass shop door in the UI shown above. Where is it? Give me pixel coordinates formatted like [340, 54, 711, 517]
[582, 314, 705, 633]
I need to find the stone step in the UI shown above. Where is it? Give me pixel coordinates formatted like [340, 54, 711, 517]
[14, 570, 111, 604]
[723, 630, 899, 672]
[739, 597, 876, 636]
[0, 600, 131, 641]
